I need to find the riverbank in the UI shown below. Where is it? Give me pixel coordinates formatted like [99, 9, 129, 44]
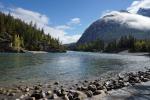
[23, 50, 49, 54]
[118, 50, 150, 56]
[0, 68, 150, 100]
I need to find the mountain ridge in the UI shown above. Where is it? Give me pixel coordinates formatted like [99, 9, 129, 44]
[77, 8, 150, 44]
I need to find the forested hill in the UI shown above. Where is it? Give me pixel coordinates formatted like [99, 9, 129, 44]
[0, 12, 65, 52]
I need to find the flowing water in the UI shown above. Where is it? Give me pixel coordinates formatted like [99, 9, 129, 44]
[0, 51, 150, 86]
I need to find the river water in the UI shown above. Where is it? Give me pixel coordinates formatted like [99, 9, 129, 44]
[0, 51, 150, 86]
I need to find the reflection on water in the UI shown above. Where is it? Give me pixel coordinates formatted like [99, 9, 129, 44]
[0, 51, 150, 85]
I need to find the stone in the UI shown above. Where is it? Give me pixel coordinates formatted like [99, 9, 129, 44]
[54, 82, 59, 85]
[63, 95, 69, 100]
[81, 86, 88, 91]
[84, 80, 88, 83]
[93, 90, 101, 95]
[97, 85, 104, 90]
[31, 91, 46, 99]
[8, 92, 15, 96]
[73, 91, 79, 98]
[86, 90, 93, 97]
[77, 86, 82, 91]
[20, 95, 25, 99]
[25, 97, 35, 100]
[53, 89, 62, 96]
[67, 92, 74, 100]
[51, 94, 58, 99]
[46, 90, 52, 96]
[25, 88, 30, 92]
[88, 85, 97, 92]
[74, 97, 80, 100]
[34, 86, 41, 90]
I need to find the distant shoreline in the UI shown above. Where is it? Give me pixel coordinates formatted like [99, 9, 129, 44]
[118, 50, 150, 56]
[23, 50, 49, 54]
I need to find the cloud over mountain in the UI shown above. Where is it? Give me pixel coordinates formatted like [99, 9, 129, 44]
[127, 0, 150, 13]
[78, 0, 150, 44]
[103, 11, 150, 31]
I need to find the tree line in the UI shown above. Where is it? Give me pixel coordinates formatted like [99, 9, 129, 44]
[74, 35, 150, 53]
[0, 12, 65, 52]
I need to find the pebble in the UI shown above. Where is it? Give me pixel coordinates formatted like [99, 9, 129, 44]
[54, 82, 59, 85]
[88, 85, 97, 92]
[86, 90, 93, 97]
[1, 69, 150, 100]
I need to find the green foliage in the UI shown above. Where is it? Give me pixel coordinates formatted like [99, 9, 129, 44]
[104, 40, 117, 53]
[130, 40, 150, 52]
[75, 35, 150, 53]
[12, 34, 23, 52]
[0, 12, 65, 52]
[76, 39, 104, 52]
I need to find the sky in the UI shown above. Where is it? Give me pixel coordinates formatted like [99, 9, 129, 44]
[0, 0, 149, 44]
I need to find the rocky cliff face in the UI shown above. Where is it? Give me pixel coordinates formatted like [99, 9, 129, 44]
[77, 9, 150, 44]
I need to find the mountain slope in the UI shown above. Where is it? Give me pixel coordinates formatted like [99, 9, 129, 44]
[77, 10, 150, 44]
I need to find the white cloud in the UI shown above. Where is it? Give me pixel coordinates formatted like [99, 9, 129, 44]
[103, 11, 150, 31]
[127, 0, 150, 13]
[8, 7, 49, 28]
[0, 4, 81, 44]
[68, 18, 81, 25]
[55, 18, 81, 31]
[55, 25, 71, 30]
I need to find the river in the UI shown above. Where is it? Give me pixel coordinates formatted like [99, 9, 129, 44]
[0, 51, 150, 86]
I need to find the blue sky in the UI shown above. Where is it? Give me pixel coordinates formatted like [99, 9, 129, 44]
[0, 0, 141, 43]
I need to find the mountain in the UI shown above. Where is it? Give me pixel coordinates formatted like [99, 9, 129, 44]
[137, 8, 150, 17]
[77, 10, 150, 44]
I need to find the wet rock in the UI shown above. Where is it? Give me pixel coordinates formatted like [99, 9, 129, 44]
[61, 89, 67, 96]
[34, 86, 41, 90]
[97, 85, 104, 90]
[25, 97, 35, 100]
[128, 75, 140, 84]
[63, 95, 69, 100]
[46, 90, 52, 96]
[93, 82, 101, 87]
[31, 90, 46, 99]
[81, 86, 88, 91]
[8, 92, 15, 96]
[42, 98, 48, 100]
[104, 80, 115, 90]
[88, 85, 97, 92]
[86, 90, 93, 97]
[73, 92, 79, 98]
[118, 73, 125, 80]
[20, 95, 25, 99]
[25, 88, 30, 92]
[93, 90, 101, 95]
[74, 97, 80, 100]
[84, 80, 88, 83]
[68, 90, 79, 99]
[54, 82, 59, 85]
[50, 94, 58, 99]
[67, 92, 74, 100]
[141, 77, 149, 82]
[77, 86, 82, 91]
[124, 82, 130, 86]
[53, 89, 62, 96]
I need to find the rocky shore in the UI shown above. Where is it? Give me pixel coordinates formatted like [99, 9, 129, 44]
[1, 68, 150, 100]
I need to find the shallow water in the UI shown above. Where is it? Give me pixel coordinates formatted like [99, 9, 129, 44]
[0, 51, 150, 86]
